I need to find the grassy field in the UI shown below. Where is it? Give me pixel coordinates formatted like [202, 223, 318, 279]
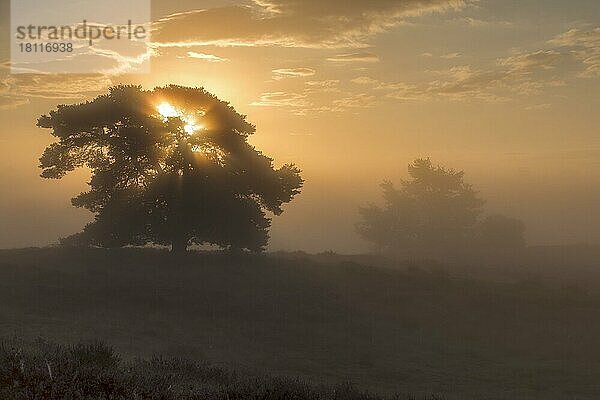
[1, 338, 438, 400]
[1, 247, 600, 399]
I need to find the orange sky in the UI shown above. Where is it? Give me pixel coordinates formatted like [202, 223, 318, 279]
[1, 0, 600, 252]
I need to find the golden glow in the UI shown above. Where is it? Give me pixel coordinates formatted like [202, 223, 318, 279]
[184, 119, 204, 135]
[157, 102, 179, 118]
[157, 102, 205, 136]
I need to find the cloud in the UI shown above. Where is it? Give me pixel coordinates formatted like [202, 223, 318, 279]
[304, 80, 341, 93]
[457, 17, 489, 27]
[351, 76, 380, 85]
[550, 27, 600, 48]
[384, 82, 428, 101]
[364, 28, 599, 104]
[417, 63, 552, 101]
[305, 80, 340, 88]
[369, 56, 566, 103]
[549, 27, 600, 78]
[250, 91, 309, 107]
[272, 68, 316, 80]
[251, 26, 600, 113]
[0, 94, 30, 110]
[259, 59, 561, 111]
[0, 74, 113, 109]
[153, 0, 472, 48]
[525, 103, 552, 111]
[251, 81, 376, 114]
[4, 74, 113, 99]
[326, 52, 380, 63]
[83, 45, 154, 74]
[440, 52, 461, 59]
[253, 26, 600, 112]
[498, 50, 562, 73]
[348, 77, 424, 100]
[447, 17, 513, 27]
[332, 93, 377, 108]
[369, 28, 600, 105]
[187, 51, 229, 62]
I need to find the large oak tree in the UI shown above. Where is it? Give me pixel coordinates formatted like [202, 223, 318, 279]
[38, 85, 303, 253]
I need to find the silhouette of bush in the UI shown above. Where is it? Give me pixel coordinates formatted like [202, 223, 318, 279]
[0, 338, 439, 400]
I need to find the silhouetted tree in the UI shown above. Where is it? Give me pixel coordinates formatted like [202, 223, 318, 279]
[357, 158, 485, 255]
[38, 85, 303, 253]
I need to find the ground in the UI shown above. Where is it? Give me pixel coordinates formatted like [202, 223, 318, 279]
[1, 247, 600, 399]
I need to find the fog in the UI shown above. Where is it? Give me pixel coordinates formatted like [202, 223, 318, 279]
[2, 1, 600, 398]
[2, 99, 600, 253]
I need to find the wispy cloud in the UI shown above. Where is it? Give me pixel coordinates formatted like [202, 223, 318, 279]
[326, 52, 380, 63]
[497, 50, 562, 72]
[447, 16, 513, 27]
[153, 0, 473, 48]
[549, 27, 600, 78]
[332, 93, 377, 108]
[251, 82, 376, 114]
[0, 73, 113, 109]
[441, 52, 461, 59]
[345, 27, 600, 104]
[250, 91, 309, 107]
[305, 80, 340, 88]
[0, 94, 30, 110]
[272, 68, 316, 80]
[525, 103, 552, 111]
[349, 54, 565, 103]
[187, 51, 229, 62]
[351, 76, 380, 85]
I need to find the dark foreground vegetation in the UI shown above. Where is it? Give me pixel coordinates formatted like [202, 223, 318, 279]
[2, 247, 600, 399]
[1, 338, 433, 400]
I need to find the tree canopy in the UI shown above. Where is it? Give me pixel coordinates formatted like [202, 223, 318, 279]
[38, 85, 303, 253]
[357, 158, 525, 257]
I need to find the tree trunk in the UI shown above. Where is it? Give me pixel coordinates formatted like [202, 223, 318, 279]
[170, 237, 188, 255]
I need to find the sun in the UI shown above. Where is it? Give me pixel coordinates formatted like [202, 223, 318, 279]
[157, 102, 205, 135]
[157, 102, 179, 118]
[184, 119, 205, 134]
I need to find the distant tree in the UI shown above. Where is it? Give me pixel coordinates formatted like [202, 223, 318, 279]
[356, 158, 485, 255]
[38, 85, 303, 253]
[475, 214, 526, 250]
